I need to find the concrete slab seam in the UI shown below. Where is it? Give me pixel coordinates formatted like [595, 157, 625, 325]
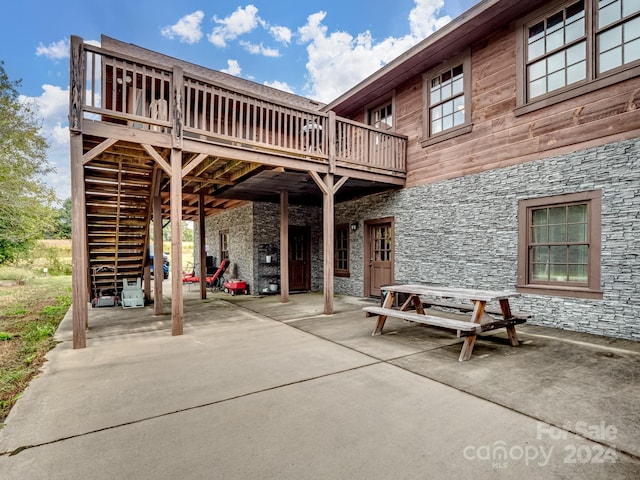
[385, 352, 640, 465]
[0, 361, 380, 459]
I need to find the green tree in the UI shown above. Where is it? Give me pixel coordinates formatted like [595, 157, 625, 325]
[182, 221, 194, 242]
[53, 198, 72, 239]
[0, 62, 57, 263]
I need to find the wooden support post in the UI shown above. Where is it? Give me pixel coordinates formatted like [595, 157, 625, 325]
[143, 266, 151, 300]
[70, 131, 88, 349]
[328, 112, 336, 174]
[170, 148, 184, 335]
[199, 193, 207, 299]
[323, 173, 335, 314]
[172, 66, 184, 149]
[69, 36, 84, 134]
[308, 170, 343, 316]
[153, 194, 163, 315]
[280, 191, 289, 303]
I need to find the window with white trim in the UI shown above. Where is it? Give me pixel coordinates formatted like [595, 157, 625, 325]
[369, 102, 393, 131]
[422, 52, 472, 146]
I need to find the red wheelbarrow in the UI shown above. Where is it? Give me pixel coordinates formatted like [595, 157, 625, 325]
[224, 280, 248, 296]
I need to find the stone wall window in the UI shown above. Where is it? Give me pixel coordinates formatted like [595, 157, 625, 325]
[220, 229, 229, 260]
[518, 190, 602, 298]
[335, 224, 350, 277]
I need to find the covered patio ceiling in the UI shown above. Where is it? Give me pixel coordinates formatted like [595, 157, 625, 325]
[213, 169, 399, 206]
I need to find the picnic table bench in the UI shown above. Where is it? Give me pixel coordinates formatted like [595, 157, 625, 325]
[362, 284, 528, 361]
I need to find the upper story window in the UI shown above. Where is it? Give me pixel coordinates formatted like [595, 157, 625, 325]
[526, 1, 587, 99]
[598, 0, 640, 74]
[421, 52, 472, 147]
[517, 0, 640, 113]
[517, 190, 602, 299]
[369, 101, 393, 131]
[429, 64, 465, 134]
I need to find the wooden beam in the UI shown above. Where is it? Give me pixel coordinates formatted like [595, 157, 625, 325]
[170, 148, 184, 335]
[83, 138, 118, 164]
[181, 175, 234, 186]
[82, 120, 174, 149]
[229, 162, 262, 181]
[182, 153, 208, 178]
[333, 175, 349, 194]
[280, 191, 289, 303]
[182, 138, 328, 173]
[70, 131, 88, 348]
[308, 170, 330, 196]
[142, 144, 172, 176]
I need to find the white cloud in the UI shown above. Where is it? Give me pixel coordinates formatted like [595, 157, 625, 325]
[36, 39, 70, 60]
[161, 11, 205, 44]
[20, 85, 71, 200]
[270, 25, 292, 45]
[298, 0, 451, 103]
[240, 41, 280, 57]
[409, 0, 452, 38]
[51, 123, 69, 146]
[29, 84, 68, 120]
[263, 80, 295, 94]
[208, 5, 262, 47]
[221, 59, 242, 76]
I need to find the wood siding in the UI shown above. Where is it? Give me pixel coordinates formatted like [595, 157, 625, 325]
[394, 23, 640, 188]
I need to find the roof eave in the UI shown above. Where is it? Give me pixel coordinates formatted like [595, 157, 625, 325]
[323, 0, 547, 115]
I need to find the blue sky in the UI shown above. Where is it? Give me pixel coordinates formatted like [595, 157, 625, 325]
[0, 0, 478, 202]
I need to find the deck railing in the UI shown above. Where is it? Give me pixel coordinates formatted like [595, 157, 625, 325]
[70, 38, 406, 175]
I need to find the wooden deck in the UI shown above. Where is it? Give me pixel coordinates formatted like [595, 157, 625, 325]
[68, 36, 407, 347]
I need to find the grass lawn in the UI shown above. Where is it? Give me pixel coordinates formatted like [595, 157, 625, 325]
[0, 271, 71, 425]
[0, 238, 194, 425]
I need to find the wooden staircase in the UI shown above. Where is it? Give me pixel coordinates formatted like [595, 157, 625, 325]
[84, 149, 154, 300]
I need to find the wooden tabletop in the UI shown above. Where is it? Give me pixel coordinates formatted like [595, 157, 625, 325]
[381, 284, 520, 302]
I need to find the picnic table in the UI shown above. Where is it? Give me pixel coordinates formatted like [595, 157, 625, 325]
[362, 284, 529, 361]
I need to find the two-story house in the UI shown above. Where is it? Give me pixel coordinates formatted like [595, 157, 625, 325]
[69, 0, 640, 347]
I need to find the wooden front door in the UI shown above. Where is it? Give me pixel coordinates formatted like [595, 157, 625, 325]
[289, 226, 311, 291]
[365, 218, 394, 297]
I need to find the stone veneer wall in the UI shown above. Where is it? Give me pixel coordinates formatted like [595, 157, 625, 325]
[335, 138, 640, 341]
[197, 203, 255, 289]
[251, 202, 323, 293]
[197, 201, 322, 294]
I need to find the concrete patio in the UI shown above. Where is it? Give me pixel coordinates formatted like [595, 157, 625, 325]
[0, 286, 639, 479]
